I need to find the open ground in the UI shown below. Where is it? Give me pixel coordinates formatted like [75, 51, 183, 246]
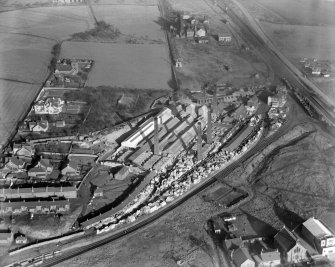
[235, 0, 335, 100]
[60, 41, 172, 89]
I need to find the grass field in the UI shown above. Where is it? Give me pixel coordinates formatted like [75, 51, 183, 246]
[91, 4, 165, 42]
[60, 41, 172, 89]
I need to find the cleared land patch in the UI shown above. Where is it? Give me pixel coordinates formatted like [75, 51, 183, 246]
[60, 41, 172, 89]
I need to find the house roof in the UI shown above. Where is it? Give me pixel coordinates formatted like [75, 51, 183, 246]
[274, 227, 296, 252]
[9, 157, 25, 167]
[40, 159, 52, 169]
[225, 237, 243, 250]
[28, 167, 46, 174]
[37, 120, 48, 129]
[0, 199, 70, 210]
[303, 218, 334, 239]
[260, 250, 281, 262]
[55, 63, 72, 72]
[15, 235, 27, 241]
[232, 247, 254, 266]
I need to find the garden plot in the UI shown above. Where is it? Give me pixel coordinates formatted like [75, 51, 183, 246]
[60, 41, 172, 90]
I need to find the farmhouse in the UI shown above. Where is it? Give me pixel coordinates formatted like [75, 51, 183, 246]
[301, 217, 335, 257]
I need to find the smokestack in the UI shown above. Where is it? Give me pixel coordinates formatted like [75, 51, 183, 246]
[154, 116, 160, 155]
[213, 86, 218, 115]
[207, 107, 212, 144]
[197, 122, 203, 161]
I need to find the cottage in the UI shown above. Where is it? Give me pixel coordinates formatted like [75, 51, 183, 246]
[232, 247, 256, 267]
[15, 234, 27, 244]
[197, 36, 209, 44]
[301, 217, 335, 257]
[274, 227, 309, 263]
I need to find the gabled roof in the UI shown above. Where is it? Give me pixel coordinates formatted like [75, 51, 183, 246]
[40, 159, 52, 169]
[274, 227, 296, 252]
[225, 237, 243, 250]
[260, 250, 281, 262]
[303, 217, 334, 239]
[28, 167, 46, 174]
[55, 63, 72, 72]
[8, 157, 25, 167]
[232, 247, 254, 266]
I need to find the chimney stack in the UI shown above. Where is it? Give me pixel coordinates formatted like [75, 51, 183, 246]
[213, 86, 218, 115]
[197, 122, 203, 162]
[207, 106, 212, 144]
[154, 116, 160, 155]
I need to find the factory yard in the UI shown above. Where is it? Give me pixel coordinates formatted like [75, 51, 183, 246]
[60, 41, 172, 89]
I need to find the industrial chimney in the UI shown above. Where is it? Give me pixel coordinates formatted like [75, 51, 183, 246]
[207, 107, 212, 144]
[154, 116, 160, 155]
[197, 122, 203, 162]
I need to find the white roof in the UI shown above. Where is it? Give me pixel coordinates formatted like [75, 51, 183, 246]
[303, 218, 334, 238]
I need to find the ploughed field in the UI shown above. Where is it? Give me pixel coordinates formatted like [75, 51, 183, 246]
[60, 41, 172, 89]
[0, 5, 94, 146]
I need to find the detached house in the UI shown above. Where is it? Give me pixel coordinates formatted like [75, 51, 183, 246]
[13, 144, 34, 158]
[254, 250, 281, 267]
[4, 157, 26, 171]
[61, 161, 81, 176]
[274, 227, 309, 263]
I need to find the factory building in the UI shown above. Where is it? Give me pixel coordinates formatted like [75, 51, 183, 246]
[302, 218, 335, 256]
[121, 108, 172, 148]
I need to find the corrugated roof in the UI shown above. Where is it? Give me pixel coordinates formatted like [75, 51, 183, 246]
[274, 227, 296, 251]
[303, 218, 333, 238]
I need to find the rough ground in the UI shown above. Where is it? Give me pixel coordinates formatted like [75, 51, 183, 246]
[57, 196, 222, 267]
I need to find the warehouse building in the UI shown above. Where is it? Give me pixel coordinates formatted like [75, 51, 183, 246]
[302, 218, 335, 257]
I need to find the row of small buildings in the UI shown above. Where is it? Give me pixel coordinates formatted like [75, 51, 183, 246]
[228, 217, 335, 267]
